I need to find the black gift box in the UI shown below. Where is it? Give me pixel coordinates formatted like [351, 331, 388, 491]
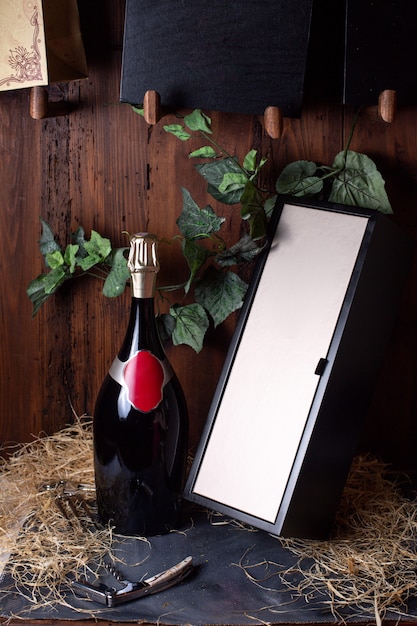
[120, 0, 313, 117]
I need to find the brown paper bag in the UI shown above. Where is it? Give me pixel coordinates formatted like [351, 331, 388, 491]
[0, 0, 87, 92]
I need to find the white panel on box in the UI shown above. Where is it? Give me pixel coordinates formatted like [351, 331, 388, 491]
[192, 205, 368, 522]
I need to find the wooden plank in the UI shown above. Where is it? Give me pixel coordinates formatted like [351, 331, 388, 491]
[0, 90, 45, 446]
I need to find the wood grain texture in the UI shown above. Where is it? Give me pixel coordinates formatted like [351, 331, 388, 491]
[0, 0, 416, 478]
[0, 89, 44, 445]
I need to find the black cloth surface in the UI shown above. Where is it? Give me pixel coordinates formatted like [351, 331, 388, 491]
[0, 508, 413, 623]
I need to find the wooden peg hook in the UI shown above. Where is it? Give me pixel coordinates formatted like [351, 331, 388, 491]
[378, 89, 397, 123]
[361, 89, 397, 125]
[30, 86, 70, 120]
[143, 91, 285, 140]
[143, 90, 164, 125]
[263, 106, 284, 139]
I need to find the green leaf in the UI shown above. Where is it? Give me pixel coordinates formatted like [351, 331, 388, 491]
[27, 275, 45, 301]
[42, 267, 67, 294]
[103, 248, 130, 297]
[240, 180, 262, 217]
[46, 250, 64, 269]
[249, 209, 268, 241]
[255, 155, 268, 174]
[188, 146, 218, 159]
[182, 238, 212, 293]
[176, 188, 225, 239]
[27, 275, 48, 315]
[243, 149, 257, 172]
[195, 266, 248, 327]
[184, 109, 212, 134]
[26, 276, 52, 317]
[163, 124, 191, 141]
[39, 219, 61, 264]
[170, 303, 209, 353]
[216, 235, 263, 267]
[264, 195, 277, 218]
[72, 226, 87, 258]
[78, 230, 112, 271]
[27, 266, 68, 316]
[64, 244, 79, 274]
[158, 313, 176, 344]
[276, 160, 323, 196]
[329, 150, 393, 213]
[219, 171, 249, 195]
[240, 181, 268, 240]
[131, 105, 144, 116]
[196, 158, 246, 204]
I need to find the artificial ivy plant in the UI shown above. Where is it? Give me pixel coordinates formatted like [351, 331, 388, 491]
[27, 109, 392, 352]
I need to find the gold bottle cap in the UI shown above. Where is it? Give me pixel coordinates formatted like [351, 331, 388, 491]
[128, 233, 160, 297]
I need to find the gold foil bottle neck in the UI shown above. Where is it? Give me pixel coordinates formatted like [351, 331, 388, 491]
[128, 233, 160, 298]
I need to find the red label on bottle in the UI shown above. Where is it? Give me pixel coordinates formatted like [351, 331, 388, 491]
[122, 350, 165, 412]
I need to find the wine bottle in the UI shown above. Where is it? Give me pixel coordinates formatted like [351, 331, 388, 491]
[93, 233, 188, 536]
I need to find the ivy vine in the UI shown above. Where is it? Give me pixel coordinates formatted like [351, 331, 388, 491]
[27, 108, 392, 352]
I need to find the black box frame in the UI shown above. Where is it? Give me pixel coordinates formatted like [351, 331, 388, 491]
[184, 197, 413, 539]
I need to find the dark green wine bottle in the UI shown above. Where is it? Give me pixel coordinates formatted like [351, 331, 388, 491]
[93, 233, 188, 536]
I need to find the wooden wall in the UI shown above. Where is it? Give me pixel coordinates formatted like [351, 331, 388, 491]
[1, 0, 417, 474]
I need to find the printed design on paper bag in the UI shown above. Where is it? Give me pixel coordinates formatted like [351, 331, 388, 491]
[123, 351, 165, 413]
[0, 4, 44, 89]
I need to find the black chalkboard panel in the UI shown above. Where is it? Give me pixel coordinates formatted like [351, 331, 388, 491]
[344, 0, 417, 106]
[120, 0, 313, 117]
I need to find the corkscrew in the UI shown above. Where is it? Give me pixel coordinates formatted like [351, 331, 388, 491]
[39, 480, 98, 528]
[71, 555, 194, 607]
[38, 480, 194, 606]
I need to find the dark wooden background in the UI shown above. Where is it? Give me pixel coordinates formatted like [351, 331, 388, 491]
[1, 0, 417, 474]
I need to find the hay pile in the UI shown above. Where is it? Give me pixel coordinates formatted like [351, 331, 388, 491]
[276, 456, 417, 624]
[1, 421, 417, 623]
[0, 417, 113, 609]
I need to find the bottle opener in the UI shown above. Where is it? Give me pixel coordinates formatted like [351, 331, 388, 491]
[71, 555, 194, 607]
